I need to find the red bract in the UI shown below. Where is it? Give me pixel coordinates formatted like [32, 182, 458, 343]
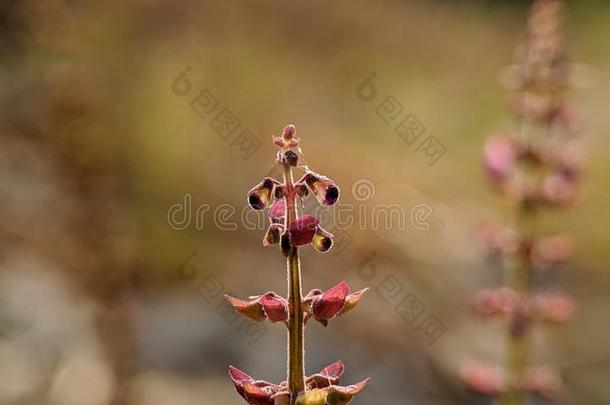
[288, 216, 319, 246]
[304, 282, 369, 324]
[229, 363, 368, 405]
[224, 292, 289, 323]
[229, 366, 287, 405]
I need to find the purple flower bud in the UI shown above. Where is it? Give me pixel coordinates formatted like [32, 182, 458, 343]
[300, 172, 340, 206]
[269, 199, 286, 224]
[247, 177, 279, 210]
[283, 124, 296, 140]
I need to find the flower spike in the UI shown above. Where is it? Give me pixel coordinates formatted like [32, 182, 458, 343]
[231, 124, 369, 403]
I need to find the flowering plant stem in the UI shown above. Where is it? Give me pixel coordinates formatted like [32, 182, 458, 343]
[228, 124, 369, 405]
[284, 163, 306, 402]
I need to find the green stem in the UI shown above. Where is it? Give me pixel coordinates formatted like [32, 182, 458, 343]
[283, 164, 305, 403]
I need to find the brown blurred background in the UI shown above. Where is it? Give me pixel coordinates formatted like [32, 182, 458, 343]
[1, 0, 609, 404]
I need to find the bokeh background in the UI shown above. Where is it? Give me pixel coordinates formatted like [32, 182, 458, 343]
[1, 0, 609, 404]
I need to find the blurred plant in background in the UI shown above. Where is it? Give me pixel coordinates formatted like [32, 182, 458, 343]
[462, 0, 583, 403]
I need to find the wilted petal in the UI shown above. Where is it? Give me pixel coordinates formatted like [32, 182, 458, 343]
[338, 288, 369, 316]
[259, 292, 289, 323]
[225, 295, 266, 322]
[288, 216, 319, 246]
[312, 282, 350, 320]
[248, 178, 279, 210]
[325, 379, 370, 405]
